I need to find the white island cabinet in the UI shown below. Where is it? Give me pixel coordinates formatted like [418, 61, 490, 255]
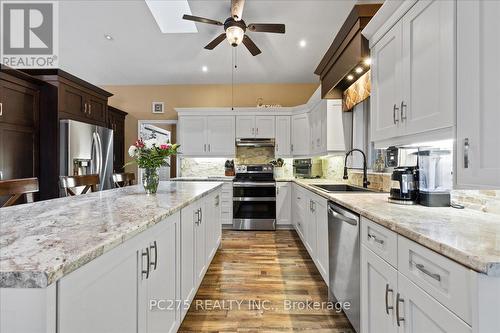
[0, 182, 223, 333]
[59, 212, 181, 333]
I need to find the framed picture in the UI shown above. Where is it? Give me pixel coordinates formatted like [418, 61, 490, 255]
[152, 102, 164, 114]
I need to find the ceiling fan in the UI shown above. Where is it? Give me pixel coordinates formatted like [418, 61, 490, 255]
[183, 0, 285, 56]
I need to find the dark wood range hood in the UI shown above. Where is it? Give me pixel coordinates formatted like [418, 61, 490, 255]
[315, 4, 381, 99]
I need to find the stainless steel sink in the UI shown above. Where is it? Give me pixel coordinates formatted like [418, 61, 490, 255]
[311, 184, 372, 192]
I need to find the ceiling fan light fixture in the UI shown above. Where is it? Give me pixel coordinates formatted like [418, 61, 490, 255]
[226, 25, 245, 47]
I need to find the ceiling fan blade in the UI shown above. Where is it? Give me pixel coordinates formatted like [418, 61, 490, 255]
[242, 35, 262, 56]
[247, 23, 285, 34]
[204, 33, 227, 50]
[231, 0, 245, 21]
[182, 14, 223, 26]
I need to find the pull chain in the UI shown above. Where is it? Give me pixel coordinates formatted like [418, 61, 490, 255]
[231, 48, 238, 110]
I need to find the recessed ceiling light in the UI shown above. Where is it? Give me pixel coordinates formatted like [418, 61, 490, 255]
[202, 66, 208, 72]
[299, 40, 307, 48]
[347, 75, 354, 81]
[104, 34, 113, 41]
[355, 67, 363, 74]
[364, 58, 371, 66]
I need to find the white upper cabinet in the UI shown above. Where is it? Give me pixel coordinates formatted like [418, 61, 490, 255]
[255, 116, 275, 138]
[178, 116, 206, 156]
[236, 115, 275, 138]
[206, 116, 235, 155]
[371, 21, 403, 142]
[370, 0, 455, 144]
[235, 115, 255, 138]
[327, 100, 346, 152]
[400, 0, 454, 136]
[291, 113, 310, 156]
[456, 0, 500, 188]
[275, 116, 291, 157]
[179, 116, 235, 156]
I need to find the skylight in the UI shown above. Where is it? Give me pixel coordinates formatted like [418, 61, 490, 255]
[145, 0, 198, 33]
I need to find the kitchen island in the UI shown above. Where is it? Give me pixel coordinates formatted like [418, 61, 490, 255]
[0, 181, 223, 333]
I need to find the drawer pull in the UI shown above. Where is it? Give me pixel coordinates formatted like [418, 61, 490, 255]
[385, 283, 394, 315]
[396, 293, 405, 327]
[414, 262, 441, 281]
[368, 233, 384, 244]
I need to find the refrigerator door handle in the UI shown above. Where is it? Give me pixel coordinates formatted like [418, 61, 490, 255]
[96, 131, 103, 177]
[92, 131, 102, 176]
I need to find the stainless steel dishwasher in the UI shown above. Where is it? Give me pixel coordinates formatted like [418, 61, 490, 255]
[328, 201, 360, 333]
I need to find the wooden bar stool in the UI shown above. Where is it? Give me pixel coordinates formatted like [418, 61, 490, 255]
[60, 174, 100, 196]
[0, 178, 39, 207]
[112, 172, 135, 187]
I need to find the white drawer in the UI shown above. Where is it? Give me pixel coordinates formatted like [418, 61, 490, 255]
[398, 236, 472, 324]
[361, 217, 398, 268]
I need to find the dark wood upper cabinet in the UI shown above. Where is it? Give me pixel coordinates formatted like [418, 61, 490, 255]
[0, 65, 42, 205]
[21, 69, 113, 199]
[107, 106, 127, 173]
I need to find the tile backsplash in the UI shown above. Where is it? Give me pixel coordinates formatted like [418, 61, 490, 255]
[451, 190, 500, 215]
[235, 147, 274, 165]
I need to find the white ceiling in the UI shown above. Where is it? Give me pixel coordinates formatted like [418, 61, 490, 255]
[59, 0, 356, 85]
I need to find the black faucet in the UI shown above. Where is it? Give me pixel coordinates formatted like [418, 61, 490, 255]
[343, 149, 371, 188]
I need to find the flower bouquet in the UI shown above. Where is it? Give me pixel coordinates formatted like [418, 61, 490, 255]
[127, 138, 180, 194]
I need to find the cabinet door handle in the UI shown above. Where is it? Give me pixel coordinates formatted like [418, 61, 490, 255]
[208, 144, 211, 152]
[215, 195, 220, 207]
[400, 101, 407, 121]
[464, 138, 469, 169]
[276, 187, 280, 195]
[142, 247, 150, 279]
[204, 144, 207, 152]
[88, 104, 92, 115]
[256, 127, 259, 135]
[252, 128, 255, 135]
[199, 208, 203, 224]
[414, 262, 441, 281]
[393, 104, 400, 124]
[0, 102, 3, 116]
[276, 143, 279, 152]
[368, 233, 384, 244]
[396, 293, 405, 327]
[385, 284, 394, 314]
[194, 209, 200, 224]
[84, 103, 87, 114]
[150, 241, 158, 271]
[291, 144, 293, 152]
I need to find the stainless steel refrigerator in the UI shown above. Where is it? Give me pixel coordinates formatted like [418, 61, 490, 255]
[59, 120, 113, 195]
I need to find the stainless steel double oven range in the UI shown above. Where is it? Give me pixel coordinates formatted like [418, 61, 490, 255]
[232, 164, 276, 230]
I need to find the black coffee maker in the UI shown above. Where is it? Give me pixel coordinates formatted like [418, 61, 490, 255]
[389, 166, 419, 205]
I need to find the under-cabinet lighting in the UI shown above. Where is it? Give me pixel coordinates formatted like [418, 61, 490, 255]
[355, 67, 363, 74]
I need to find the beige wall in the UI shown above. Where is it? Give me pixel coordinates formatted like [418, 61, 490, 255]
[103, 83, 318, 172]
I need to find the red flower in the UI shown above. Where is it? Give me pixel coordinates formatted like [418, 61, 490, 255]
[135, 139, 145, 148]
[160, 144, 169, 150]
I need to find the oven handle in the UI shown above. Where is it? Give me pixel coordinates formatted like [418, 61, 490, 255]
[233, 182, 276, 187]
[233, 197, 276, 202]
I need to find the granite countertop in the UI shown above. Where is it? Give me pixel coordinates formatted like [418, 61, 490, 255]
[293, 179, 500, 276]
[173, 176, 234, 181]
[0, 181, 223, 288]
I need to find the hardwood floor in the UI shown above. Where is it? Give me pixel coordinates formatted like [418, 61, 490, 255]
[179, 230, 354, 332]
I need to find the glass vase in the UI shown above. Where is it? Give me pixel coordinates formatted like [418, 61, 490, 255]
[142, 167, 160, 194]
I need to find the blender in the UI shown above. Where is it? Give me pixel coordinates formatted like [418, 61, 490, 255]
[417, 148, 452, 207]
